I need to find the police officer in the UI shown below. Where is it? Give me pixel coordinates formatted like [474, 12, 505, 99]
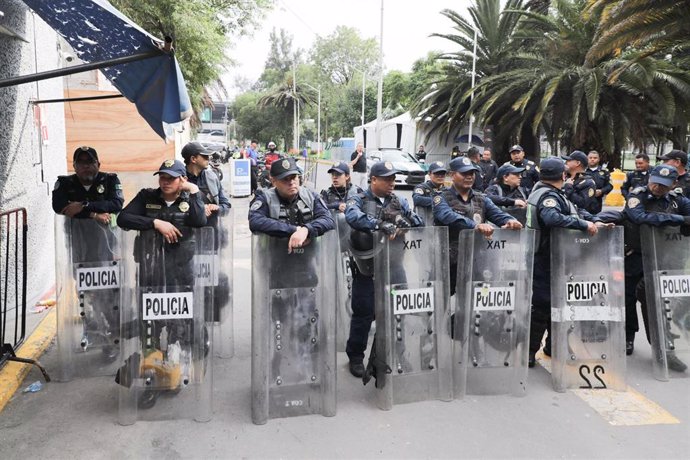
[412, 161, 447, 218]
[416, 144, 427, 162]
[659, 149, 690, 197]
[450, 145, 461, 160]
[344, 161, 423, 378]
[479, 148, 498, 190]
[466, 147, 485, 191]
[182, 141, 232, 225]
[583, 150, 613, 214]
[248, 157, 334, 252]
[433, 157, 523, 296]
[622, 164, 690, 365]
[320, 161, 363, 212]
[484, 164, 528, 210]
[52, 146, 124, 223]
[526, 157, 607, 367]
[621, 153, 650, 199]
[502, 145, 539, 194]
[562, 150, 599, 214]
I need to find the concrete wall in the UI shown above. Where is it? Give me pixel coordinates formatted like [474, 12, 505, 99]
[0, 1, 67, 311]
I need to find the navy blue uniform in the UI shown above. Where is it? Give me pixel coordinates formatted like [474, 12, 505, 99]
[584, 166, 613, 213]
[675, 173, 690, 197]
[52, 172, 124, 218]
[526, 182, 600, 357]
[563, 173, 598, 214]
[502, 159, 539, 193]
[479, 159, 498, 189]
[344, 189, 422, 363]
[248, 188, 334, 238]
[621, 170, 649, 199]
[412, 180, 445, 210]
[622, 187, 690, 343]
[484, 183, 528, 208]
[320, 183, 363, 211]
[433, 187, 516, 295]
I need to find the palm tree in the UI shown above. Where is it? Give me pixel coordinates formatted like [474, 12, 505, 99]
[586, 0, 690, 65]
[470, 0, 690, 166]
[258, 76, 318, 148]
[410, 0, 530, 159]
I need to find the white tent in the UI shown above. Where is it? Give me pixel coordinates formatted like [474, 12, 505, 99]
[353, 113, 417, 153]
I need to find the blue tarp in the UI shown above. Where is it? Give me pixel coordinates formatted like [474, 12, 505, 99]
[23, 0, 192, 139]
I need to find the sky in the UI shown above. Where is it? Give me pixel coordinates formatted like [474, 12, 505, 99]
[222, 0, 474, 97]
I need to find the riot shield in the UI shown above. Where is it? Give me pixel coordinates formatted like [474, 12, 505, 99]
[550, 227, 626, 392]
[195, 210, 234, 358]
[55, 215, 122, 381]
[372, 226, 453, 410]
[117, 227, 213, 425]
[332, 211, 353, 352]
[504, 207, 527, 226]
[641, 225, 690, 381]
[413, 205, 434, 228]
[455, 228, 535, 396]
[251, 231, 337, 425]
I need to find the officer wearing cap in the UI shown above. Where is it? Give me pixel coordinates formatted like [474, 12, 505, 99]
[621, 153, 650, 199]
[659, 149, 690, 197]
[52, 146, 124, 223]
[466, 147, 485, 191]
[320, 161, 363, 213]
[117, 159, 206, 240]
[583, 150, 613, 214]
[412, 161, 448, 217]
[484, 163, 528, 210]
[479, 148, 498, 189]
[562, 150, 599, 214]
[621, 164, 690, 363]
[526, 157, 607, 367]
[344, 161, 423, 377]
[248, 157, 334, 252]
[502, 145, 540, 194]
[433, 157, 523, 295]
[182, 141, 231, 227]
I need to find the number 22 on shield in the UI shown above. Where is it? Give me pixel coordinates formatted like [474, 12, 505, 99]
[579, 364, 607, 389]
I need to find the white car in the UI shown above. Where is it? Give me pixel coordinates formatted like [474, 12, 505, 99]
[366, 149, 426, 186]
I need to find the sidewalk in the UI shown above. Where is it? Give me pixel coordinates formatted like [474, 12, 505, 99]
[0, 189, 688, 459]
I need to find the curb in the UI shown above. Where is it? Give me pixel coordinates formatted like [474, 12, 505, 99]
[0, 308, 56, 413]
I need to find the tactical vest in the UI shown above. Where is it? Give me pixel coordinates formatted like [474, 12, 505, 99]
[58, 173, 112, 202]
[490, 184, 527, 200]
[142, 191, 194, 240]
[439, 188, 486, 246]
[323, 184, 359, 206]
[526, 185, 578, 230]
[624, 188, 682, 253]
[264, 187, 315, 225]
[358, 191, 406, 225]
[626, 171, 649, 193]
[197, 169, 221, 205]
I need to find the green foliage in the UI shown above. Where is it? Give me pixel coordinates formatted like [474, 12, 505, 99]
[111, 0, 273, 113]
[310, 26, 380, 85]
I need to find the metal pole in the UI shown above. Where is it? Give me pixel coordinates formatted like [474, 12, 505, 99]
[375, 0, 384, 150]
[317, 88, 321, 157]
[293, 63, 297, 152]
[468, 27, 478, 149]
[361, 71, 366, 127]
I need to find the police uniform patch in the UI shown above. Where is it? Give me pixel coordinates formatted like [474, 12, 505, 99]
[80, 146, 90, 151]
[384, 161, 393, 170]
[96, 184, 105, 194]
[146, 204, 162, 209]
[627, 198, 640, 208]
[346, 198, 356, 206]
[675, 187, 683, 195]
[414, 188, 424, 195]
[462, 158, 471, 165]
[588, 188, 594, 197]
[599, 171, 606, 176]
[164, 159, 175, 168]
[473, 213, 482, 224]
[660, 168, 670, 177]
[282, 159, 290, 169]
[435, 161, 443, 167]
[115, 184, 123, 190]
[525, 165, 531, 170]
[433, 196, 442, 205]
[250, 200, 263, 211]
[543, 198, 557, 208]
[179, 201, 190, 212]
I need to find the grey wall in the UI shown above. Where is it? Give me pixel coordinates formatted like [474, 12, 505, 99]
[1, 0, 67, 312]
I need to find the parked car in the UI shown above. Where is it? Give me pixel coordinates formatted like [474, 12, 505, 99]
[366, 149, 426, 186]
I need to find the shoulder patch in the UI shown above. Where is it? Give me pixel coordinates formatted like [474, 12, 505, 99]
[674, 187, 683, 195]
[588, 188, 594, 197]
[542, 198, 557, 208]
[346, 198, 357, 207]
[627, 197, 640, 208]
[250, 200, 263, 211]
[414, 187, 424, 195]
[433, 195, 442, 205]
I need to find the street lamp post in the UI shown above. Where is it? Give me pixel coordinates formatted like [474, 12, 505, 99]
[468, 27, 478, 150]
[303, 82, 321, 156]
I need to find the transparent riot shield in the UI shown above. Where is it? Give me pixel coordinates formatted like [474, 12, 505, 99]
[332, 211, 353, 352]
[195, 210, 234, 358]
[117, 227, 213, 425]
[504, 207, 527, 226]
[455, 228, 535, 396]
[55, 215, 122, 381]
[251, 231, 337, 425]
[641, 225, 690, 381]
[413, 205, 434, 228]
[551, 227, 626, 392]
[372, 226, 453, 410]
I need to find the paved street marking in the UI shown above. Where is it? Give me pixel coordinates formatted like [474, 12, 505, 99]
[0, 309, 56, 413]
[536, 351, 679, 426]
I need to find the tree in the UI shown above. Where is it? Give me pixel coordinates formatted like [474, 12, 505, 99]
[111, 0, 272, 114]
[310, 26, 380, 86]
[257, 28, 302, 90]
[410, 0, 531, 161]
[258, 75, 318, 148]
[232, 91, 291, 146]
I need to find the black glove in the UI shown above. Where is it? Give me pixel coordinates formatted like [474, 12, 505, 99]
[362, 338, 392, 388]
[380, 222, 397, 235]
[395, 214, 411, 229]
